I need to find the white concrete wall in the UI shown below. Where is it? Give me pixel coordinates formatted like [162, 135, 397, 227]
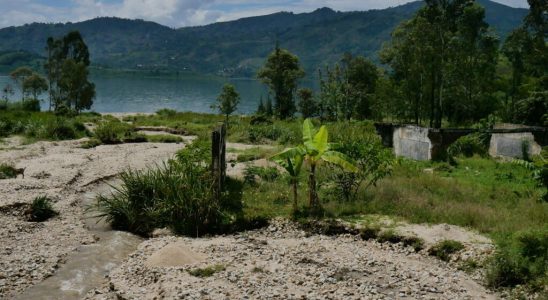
[489, 132, 541, 159]
[393, 126, 432, 161]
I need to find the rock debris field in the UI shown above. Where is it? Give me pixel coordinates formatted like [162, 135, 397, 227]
[0, 136, 498, 299]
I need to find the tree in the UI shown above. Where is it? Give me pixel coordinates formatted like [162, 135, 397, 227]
[381, 0, 499, 127]
[341, 54, 379, 120]
[256, 95, 266, 115]
[23, 73, 48, 100]
[45, 31, 94, 112]
[10, 67, 33, 101]
[297, 88, 318, 118]
[58, 59, 95, 112]
[265, 95, 274, 116]
[272, 119, 357, 212]
[258, 44, 305, 119]
[271, 147, 304, 213]
[213, 84, 240, 124]
[2, 84, 14, 103]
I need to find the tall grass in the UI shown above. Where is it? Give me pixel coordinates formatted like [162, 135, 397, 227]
[0, 111, 88, 141]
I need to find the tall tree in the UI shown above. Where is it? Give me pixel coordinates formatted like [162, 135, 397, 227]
[341, 54, 379, 120]
[45, 31, 94, 112]
[258, 44, 305, 119]
[213, 84, 240, 124]
[10, 67, 33, 101]
[23, 73, 48, 101]
[297, 88, 318, 118]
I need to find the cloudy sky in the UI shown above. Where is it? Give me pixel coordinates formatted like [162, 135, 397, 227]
[0, 0, 529, 29]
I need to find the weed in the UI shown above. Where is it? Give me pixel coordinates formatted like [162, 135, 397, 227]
[188, 264, 225, 277]
[359, 226, 380, 240]
[402, 236, 425, 252]
[428, 240, 465, 261]
[376, 230, 404, 243]
[0, 163, 17, 179]
[28, 196, 58, 222]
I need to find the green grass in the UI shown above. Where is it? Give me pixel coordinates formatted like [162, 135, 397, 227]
[28, 196, 58, 222]
[428, 240, 465, 261]
[0, 163, 18, 179]
[0, 110, 89, 142]
[145, 134, 183, 143]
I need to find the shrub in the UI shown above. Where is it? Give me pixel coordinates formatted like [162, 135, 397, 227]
[428, 240, 465, 261]
[81, 138, 102, 149]
[44, 118, 77, 140]
[94, 139, 223, 237]
[447, 134, 488, 159]
[28, 196, 58, 222]
[487, 228, 548, 289]
[0, 163, 17, 179]
[359, 226, 380, 240]
[376, 230, 404, 243]
[22, 99, 41, 112]
[94, 121, 134, 144]
[156, 109, 177, 118]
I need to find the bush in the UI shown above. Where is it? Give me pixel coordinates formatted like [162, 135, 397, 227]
[94, 139, 222, 236]
[243, 166, 279, 185]
[22, 99, 41, 112]
[156, 109, 177, 118]
[428, 240, 465, 261]
[0, 163, 17, 179]
[146, 134, 183, 143]
[28, 196, 58, 222]
[188, 264, 225, 277]
[447, 134, 488, 159]
[94, 121, 134, 144]
[487, 228, 548, 289]
[44, 118, 77, 140]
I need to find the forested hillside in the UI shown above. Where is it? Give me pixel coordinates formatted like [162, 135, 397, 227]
[0, 0, 527, 76]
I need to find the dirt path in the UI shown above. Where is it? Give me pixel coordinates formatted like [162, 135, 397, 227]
[0, 137, 186, 298]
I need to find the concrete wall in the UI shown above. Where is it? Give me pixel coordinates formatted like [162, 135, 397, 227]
[392, 126, 432, 161]
[489, 132, 541, 159]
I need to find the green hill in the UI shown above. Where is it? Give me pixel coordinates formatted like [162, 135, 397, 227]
[0, 0, 527, 77]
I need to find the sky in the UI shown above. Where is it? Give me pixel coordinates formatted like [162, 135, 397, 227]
[0, 0, 530, 29]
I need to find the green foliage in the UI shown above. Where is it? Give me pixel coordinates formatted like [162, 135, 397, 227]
[243, 166, 279, 185]
[0, 111, 87, 141]
[21, 99, 41, 112]
[213, 84, 240, 123]
[93, 158, 218, 236]
[22, 73, 48, 100]
[487, 228, 548, 289]
[145, 134, 183, 143]
[93, 120, 135, 144]
[28, 196, 58, 222]
[188, 264, 226, 277]
[156, 108, 177, 117]
[0, 164, 17, 179]
[10, 66, 33, 101]
[297, 88, 318, 118]
[428, 240, 465, 262]
[447, 134, 489, 159]
[258, 45, 305, 119]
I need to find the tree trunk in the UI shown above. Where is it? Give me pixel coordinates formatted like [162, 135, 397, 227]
[308, 164, 318, 209]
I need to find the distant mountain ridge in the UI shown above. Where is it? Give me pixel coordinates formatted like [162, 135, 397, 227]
[0, 0, 528, 77]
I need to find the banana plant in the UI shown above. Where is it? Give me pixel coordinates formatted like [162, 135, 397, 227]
[272, 119, 357, 211]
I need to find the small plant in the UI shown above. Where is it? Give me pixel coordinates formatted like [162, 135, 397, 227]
[243, 166, 279, 185]
[359, 226, 380, 240]
[272, 119, 357, 213]
[188, 264, 225, 277]
[458, 258, 480, 274]
[94, 120, 134, 144]
[251, 266, 265, 273]
[146, 134, 183, 143]
[428, 240, 465, 261]
[81, 138, 102, 149]
[28, 196, 58, 222]
[447, 133, 488, 160]
[402, 236, 425, 252]
[376, 230, 403, 244]
[0, 163, 17, 179]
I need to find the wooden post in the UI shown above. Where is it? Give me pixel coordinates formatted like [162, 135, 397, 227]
[211, 122, 226, 201]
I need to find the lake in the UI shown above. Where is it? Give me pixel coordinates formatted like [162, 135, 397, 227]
[0, 72, 271, 114]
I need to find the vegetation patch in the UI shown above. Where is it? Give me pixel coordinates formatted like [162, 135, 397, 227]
[428, 240, 465, 262]
[0, 163, 18, 179]
[188, 264, 226, 278]
[486, 228, 548, 290]
[27, 196, 58, 222]
[145, 134, 183, 143]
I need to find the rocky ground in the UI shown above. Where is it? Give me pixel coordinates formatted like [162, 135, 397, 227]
[1, 134, 501, 300]
[86, 219, 497, 300]
[0, 136, 184, 298]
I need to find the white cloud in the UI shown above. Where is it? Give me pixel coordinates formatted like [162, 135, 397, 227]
[0, 0, 530, 29]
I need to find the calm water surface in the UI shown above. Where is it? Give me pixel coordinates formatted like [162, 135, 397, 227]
[0, 73, 269, 114]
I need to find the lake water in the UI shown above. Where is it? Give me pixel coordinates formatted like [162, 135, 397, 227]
[0, 73, 270, 114]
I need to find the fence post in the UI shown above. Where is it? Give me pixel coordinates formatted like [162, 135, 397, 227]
[211, 122, 226, 200]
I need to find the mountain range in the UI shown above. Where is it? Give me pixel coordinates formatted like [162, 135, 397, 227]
[0, 0, 528, 77]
